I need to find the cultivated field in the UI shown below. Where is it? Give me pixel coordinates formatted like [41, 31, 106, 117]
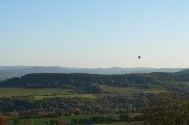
[0, 87, 97, 99]
[0, 86, 166, 99]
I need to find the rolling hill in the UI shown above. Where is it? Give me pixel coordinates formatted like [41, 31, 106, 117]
[0, 66, 185, 80]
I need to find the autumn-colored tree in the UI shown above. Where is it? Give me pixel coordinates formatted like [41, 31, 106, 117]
[142, 92, 189, 125]
[50, 120, 64, 125]
[0, 114, 8, 125]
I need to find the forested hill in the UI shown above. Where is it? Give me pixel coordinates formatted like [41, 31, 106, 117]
[1, 72, 189, 92]
[0, 66, 185, 80]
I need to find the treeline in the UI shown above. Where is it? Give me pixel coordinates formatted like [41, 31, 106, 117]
[70, 114, 141, 124]
[71, 115, 116, 124]
[2, 92, 189, 125]
[0, 93, 155, 119]
[1, 72, 189, 92]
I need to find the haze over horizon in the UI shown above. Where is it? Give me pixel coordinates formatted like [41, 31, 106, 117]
[1, 0, 189, 68]
[0, 65, 186, 70]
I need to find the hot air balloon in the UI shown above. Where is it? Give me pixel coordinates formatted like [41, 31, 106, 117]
[138, 56, 141, 59]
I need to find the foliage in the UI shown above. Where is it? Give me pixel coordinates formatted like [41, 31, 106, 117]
[25, 119, 33, 125]
[71, 115, 115, 124]
[13, 119, 19, 124]
[1, 72, 189, 124]
[6, 114, 120, 125]
[1, 72, 189, 92]
[0, 93, 154, 119]
[142, 92, 189, 125]
[119, 114, 133, 121]
[0, 114, 8, 125]
[50, 119, 64, 125]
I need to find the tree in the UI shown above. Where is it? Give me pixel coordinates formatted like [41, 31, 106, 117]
[50, 120, 64, 125]
[14, 119, 20, 124]
[74, 108, 81, 115]
[119, 114, 133, 121]
[26, 118, 33, 125]
[0, 114, 8, 125]
[142, 92, 189, 125]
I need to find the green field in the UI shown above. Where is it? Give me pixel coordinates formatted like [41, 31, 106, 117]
[0, 86, 166, 99]
[99, 85, 166, 93]
[0, 88, 96, 99]
[95, 122, 142, 125]
[100, 85, 149, 93]
[34, 94, 96, 100]
[0, 88, 73, 97]
[143, 89, 167, 93]
[7, 113, 141, 125]
[7, 114, 121, 125]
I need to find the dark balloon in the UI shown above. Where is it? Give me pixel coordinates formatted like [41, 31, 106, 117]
[138, 56, 141, 59]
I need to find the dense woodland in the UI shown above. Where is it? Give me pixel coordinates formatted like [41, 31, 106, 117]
[1, 71, 189, 92]
[1, 71, 189, 124]
[1, 92, 189, 125]
[0, 93, 154, 118]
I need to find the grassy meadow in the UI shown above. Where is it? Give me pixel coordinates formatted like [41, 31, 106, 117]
[0, 88, 73, 97]
[7, 113, 141, 125]
[7, 114, 121, 125]
[34, 94, 96, 100]
[94, 122, 142, 125]
[0, 87, 96, 100]
[0, 85, 166, 99]
[99, 85, 166, 93]
[0, 85, 164, 125]
[100, 85, 148, 92]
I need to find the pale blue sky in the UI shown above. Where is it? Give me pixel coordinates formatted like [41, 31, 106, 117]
[0, 0, 189, 68]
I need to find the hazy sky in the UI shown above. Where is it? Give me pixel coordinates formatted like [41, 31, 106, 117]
[1, 0, 189, 68]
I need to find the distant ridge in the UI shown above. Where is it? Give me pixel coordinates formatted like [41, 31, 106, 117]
[175, 69, 189, 74]
[0, 66, 185, 80]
